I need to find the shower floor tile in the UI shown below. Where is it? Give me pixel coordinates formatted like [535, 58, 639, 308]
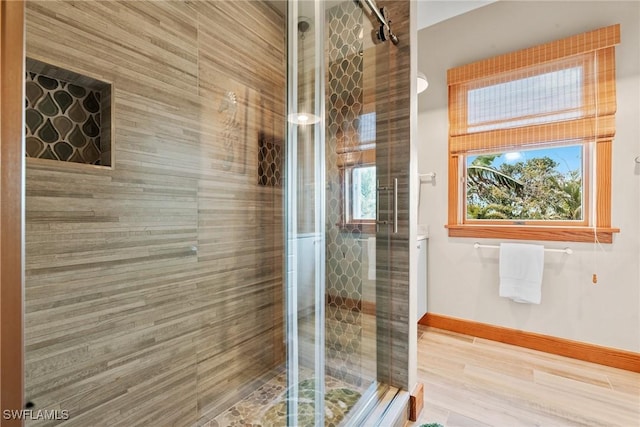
[202, 367, 365, 427]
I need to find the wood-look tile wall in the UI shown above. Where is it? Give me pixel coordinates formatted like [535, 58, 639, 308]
[24, 1, 285, 425]
[374, 0, 412, 391]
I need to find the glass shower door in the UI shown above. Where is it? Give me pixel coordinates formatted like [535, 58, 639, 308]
[285, 0, 326, 425]
[285, 0, 394, 425]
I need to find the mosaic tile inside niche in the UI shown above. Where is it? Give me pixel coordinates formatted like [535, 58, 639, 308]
[25, 72, 103, 165]
[324, 0, 366, 388]
[258, 131, 283, 187]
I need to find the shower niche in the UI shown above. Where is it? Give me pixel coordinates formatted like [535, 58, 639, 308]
[25, 58, 113, 167]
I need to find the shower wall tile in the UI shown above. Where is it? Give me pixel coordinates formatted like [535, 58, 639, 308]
[325, 0, 367, 387]
[24, 1, 285, 426]
[373, 0, 412, 391]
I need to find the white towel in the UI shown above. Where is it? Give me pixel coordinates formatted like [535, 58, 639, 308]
[367, 237, 376, 280]
[499, 243, 544, 304]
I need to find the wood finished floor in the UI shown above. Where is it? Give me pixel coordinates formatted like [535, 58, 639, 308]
[408, 326, 640, 427]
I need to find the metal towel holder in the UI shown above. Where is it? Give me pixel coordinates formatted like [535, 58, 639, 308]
[474, 242, 573, 254]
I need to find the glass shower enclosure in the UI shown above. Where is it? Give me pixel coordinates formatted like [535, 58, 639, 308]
[284, 0, 397, 424]
[21, 0, 408, 425]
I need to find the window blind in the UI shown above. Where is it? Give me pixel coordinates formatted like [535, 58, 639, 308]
[448, 25, 620, 155]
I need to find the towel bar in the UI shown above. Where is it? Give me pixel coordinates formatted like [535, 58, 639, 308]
[474, 242, 572, 254]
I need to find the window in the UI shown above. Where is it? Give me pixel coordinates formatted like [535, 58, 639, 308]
[466, 145, 584, 221]
[358, 112, 376, 146]
[339, 148, 376, 232]
[447, 25, 621, 243]
[337, 109, 376, 232]
[349, 165, 376, 221]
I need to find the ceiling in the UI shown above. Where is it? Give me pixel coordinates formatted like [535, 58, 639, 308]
[416, 0, 496, 30]
[269, 1, 496, 30]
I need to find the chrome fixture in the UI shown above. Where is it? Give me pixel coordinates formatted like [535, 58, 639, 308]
[474, 242, 573, 254]
[376, 178, 399, 233]
[361, 0, 399, 45]
[418, 172, 436, 181]
[288, 17, 320, 124]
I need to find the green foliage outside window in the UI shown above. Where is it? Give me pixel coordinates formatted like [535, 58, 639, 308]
[466, 150, 583, 221]
[353, 166, 376, 220]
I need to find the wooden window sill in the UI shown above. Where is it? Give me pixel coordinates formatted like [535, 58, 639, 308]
[338, 222, 376, 235]
[446, 224, 620, 244]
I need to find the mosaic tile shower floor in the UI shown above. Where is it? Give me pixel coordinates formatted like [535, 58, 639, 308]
[205, 369, 364, 427]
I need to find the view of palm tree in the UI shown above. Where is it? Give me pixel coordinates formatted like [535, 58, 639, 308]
[353, 166, 376, 220]
[466, 146, 583, 221]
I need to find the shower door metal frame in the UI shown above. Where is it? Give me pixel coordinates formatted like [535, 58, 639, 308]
[285, 1, 300, 421]
[285, 0, 327, 425]
[311, 0, 327, 424]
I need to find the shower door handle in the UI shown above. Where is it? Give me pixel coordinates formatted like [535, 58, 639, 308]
[375, 180, 387, 232]
[376, 179, 398, 233]
[376, 179, 379, 233]
[375, 180, 389, 232]
[393, 178, 398, 234]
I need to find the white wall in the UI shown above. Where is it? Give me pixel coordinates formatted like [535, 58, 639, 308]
[417, 1, 640, 352]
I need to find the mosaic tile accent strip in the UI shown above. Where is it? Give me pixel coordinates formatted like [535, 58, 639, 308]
[25, 72, 104, 165]
[258, 132, 283, 187]
[325, 0, 367, 387]
[206, 369, 362, 427]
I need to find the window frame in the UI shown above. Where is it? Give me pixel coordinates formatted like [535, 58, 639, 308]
[462, 142, 591, 227]
[349, 164, 376, 222]
[446, 24, 621, 243]
[338, 149, 376, 233]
